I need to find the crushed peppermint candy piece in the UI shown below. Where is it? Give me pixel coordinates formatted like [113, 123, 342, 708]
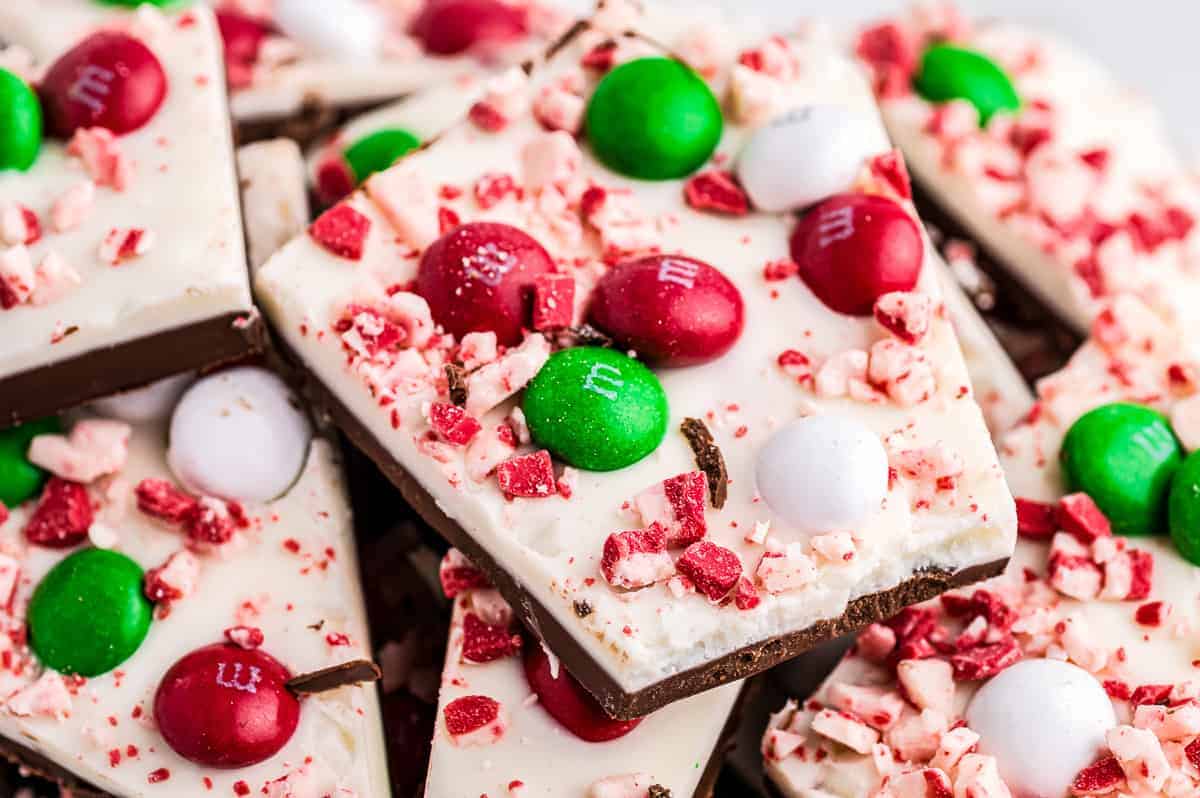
[633, 471, 708, 547]
[439, 548, 490, 598]
[99, 227, 154, 265]
[144, 550, 201, 605]
[25, 477, 93, 548]
[308, 203, 371, 260]
[495, 450, 557, 499]
[27, 419, 131, 483]
[677, 540, 742, 602]
[224, 625, 265, 650]
[601, 524, 675, 590]
[461, 612, 522, 663]
[443, 695, 507, 746]
[429, 403, 482, 446]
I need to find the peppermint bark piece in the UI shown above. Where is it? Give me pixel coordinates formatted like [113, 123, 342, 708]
[426, 550, 743, 797]
[213, 0, 571, 125]
[857, 6, 1200, 336]
[0, 2, 263, 429]
[0, 368, 387, 797]
[256, 10, 1015, 718]
[765, 297, 1200, 798]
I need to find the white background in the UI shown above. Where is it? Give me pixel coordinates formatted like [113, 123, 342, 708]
[594, 0, 1200, 158]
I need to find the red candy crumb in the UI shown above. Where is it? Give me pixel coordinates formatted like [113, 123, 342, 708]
[468, 101, 508, 132]
[429, 403, 482, 446]
[1135, 601, 1168, 627]
[676, 540, 742, 602]
[948, 636, 1021, 681]
[135, 478, 198, 524]
[683, 170, 749, 216]
[473, 172, 518, 209]
[600, 524, 674, 590]
[24, 477, 93, 548]
[867, 150, 912, 200]
[1131, 684, 1172, 707]
[223, 626, 264, 650]
[733, 577, 760, 610]
[439, 549, 490, 599]
[1127, 548, 1154, 600]
[531, 273, 575, 331]
[443, 694, 502, 736]
[308, 203, 371, 261]
[1057, 493, 1112, 542]
[1071, 755, 1124, 795]
[495, 451, 557, 499]
[147, 768, 170, 784]
[1015, 497, 1058, 539]
[461, 612, 522, 664]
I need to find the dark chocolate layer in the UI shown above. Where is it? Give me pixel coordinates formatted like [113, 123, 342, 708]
[0, 311, 267, 430]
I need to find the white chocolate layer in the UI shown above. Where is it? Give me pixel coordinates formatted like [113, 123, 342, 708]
[256, 15, 1015, 697]
[0, 3, 252, 381]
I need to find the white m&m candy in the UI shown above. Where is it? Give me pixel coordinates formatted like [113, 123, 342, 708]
[273, 0, 384, 63]
[755, 415, 888, 534]
[167, 367, 313, 503]
[966, 659, 1116, 797]
[736, 105, 880, 213]
[91, 373, 194, 424]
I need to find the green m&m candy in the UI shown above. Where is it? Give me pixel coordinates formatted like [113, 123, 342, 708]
[0, 417, 62, 508]
[343, 127, 421, 184]
[522, 347, 668, 471]
[1169, 450, 1200, 564]
[585, 57, 723, 181]
[28, 549, 153, 677]
[914, 44, 1020, 125]
[0, 68, 43, 172]
[1060, 402, 1182, 536]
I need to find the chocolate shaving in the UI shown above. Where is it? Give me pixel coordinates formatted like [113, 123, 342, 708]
[553, 323, 613, 350]
[286, 659, 381, 695]
[573, 599, 593, 618]
[445, 363, 469, 407]
[648, 786, 672, 798]
[306, 620, 325, 631]
[680, 417, 728, 509]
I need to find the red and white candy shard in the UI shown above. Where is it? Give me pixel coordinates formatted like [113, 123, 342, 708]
[255, 6, 1015, 704]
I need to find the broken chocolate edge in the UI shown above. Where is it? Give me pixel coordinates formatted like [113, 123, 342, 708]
[0, 734, 109, 798]
[285, 658, 382, 695]
[280, 337, 1010, 720]
[0, 311, 268, 430]
[445, 362, 469, 407]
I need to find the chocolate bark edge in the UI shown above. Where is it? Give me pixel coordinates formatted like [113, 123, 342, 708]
[910, 176, 1081, 382]
[0, 311, 267, 430]
[0, 734, 109, 798]
[283, 341, 1009, 720]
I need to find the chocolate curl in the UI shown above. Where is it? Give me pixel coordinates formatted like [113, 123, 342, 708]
[680, 417, 728, 509]
[286, 659, 382, 695]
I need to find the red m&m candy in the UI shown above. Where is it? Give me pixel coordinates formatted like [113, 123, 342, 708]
[523, 643, 641, 741]
[409, 0, 528, 56]
[416, 221, 555, 346]
[40, 32, 167, 138]
[154, 643, 300, 768]
[587, 255, 745, 367]
[789, 193, 923, 316]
